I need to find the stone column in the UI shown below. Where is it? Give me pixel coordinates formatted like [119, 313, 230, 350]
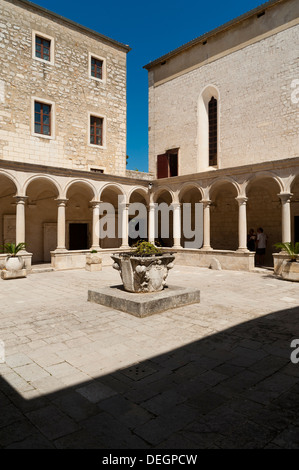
[201, 199, 212, 250]
[15, 196, 27, 246]
[91, 201, 101, 251]
[278, 192, 293, 244]
[236, 196, 249, 252]
[148, 203, 156, 244]
[56, 199, 67, 251]
[120, 202, 130, 249]
[172, 202, 182, 249]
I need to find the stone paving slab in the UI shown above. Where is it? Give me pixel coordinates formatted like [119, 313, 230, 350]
[0, 265, 299, 448]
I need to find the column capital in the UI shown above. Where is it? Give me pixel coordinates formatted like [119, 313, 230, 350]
[90, 200, 102, 208]
[235, 196, 248, 205]
[14, 195, 28, 204]
[201, 199, 212, 207]
[278, 192, 293, 204]
[55, 198, 68, 206]
[171, 202, 181, 209]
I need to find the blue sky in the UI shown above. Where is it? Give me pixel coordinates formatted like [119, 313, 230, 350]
[30, 0, 265, 172]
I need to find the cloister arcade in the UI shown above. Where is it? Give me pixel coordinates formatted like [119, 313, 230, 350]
[0, 160, 298, 271]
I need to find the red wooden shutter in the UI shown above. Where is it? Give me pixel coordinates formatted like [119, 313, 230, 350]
[157, 154, 169, 179]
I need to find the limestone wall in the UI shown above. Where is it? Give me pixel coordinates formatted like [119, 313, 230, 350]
[0, 0, 128, 175]
[148, 16, 299, 176]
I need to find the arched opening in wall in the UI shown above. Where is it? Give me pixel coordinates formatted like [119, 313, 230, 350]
[26, 178, 59, 263]
[0, 174, 17, 249]
[179, 185, 203, 248]
[66, 182, 94, 251]
[247, 177, 281, 267]
[210, 181, 238, 250]
[198, 85, 219, 171]
[100, 185, 124, 249]
[129, 189, 149, 246]
[154, 189, 173, 247]
[290, 175, 299, 244]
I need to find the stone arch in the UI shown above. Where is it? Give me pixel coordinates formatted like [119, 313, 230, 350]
[129, 188, 149, 245]
[210, 179, 239, 251]
[153, 186, 174, 204]
[128, 186, 149, 204]
[178, 182, 204, 201]
[23, 174, 61, 198]
[99, 184, 126, 249]
[179, 184, 203, 248]
[64, 179, 97, 201]
[154, 188, 174, 247]
[246, 174, 282, 266]
[290, 174, 299, 243]
[246, 172, 284, 194]
[198, 84, 220, 171]
[209, 177, 241, 198]
[99, 183, 126, 203]
[25, 176, 60, 263]
[65, 180, 96, 251]
[0, 173, 19, 248]
[0, 170, 20, 195]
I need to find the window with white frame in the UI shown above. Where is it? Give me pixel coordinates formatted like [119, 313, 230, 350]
[32, 31, 54, 65]
[32, 97, 55, 139]
[89, 113, 105, 147]
[89, 53, 106, 82]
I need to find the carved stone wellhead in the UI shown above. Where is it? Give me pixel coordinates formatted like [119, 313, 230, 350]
[111, 253, 175, 293]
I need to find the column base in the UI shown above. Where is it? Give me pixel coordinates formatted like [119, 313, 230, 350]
[201, 246, 213, 251]
[237, 248, 250, 253]
[54, 248, 68, 253]
[90, 246, 101, 252]
[120, 245, 130, 251]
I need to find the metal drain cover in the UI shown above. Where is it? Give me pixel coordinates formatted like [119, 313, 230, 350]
[120, 363, 157, 381]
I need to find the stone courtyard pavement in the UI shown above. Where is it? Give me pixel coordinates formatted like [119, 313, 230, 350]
[0, 264, 299, 449]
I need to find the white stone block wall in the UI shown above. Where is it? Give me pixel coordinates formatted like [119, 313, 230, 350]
[148, 23, 299, 176]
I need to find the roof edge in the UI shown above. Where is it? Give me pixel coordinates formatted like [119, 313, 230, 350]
[6, 0, 131, 52]
[143, 0, 285, 69]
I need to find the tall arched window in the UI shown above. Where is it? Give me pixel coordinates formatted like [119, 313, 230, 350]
[208, 96, 217, 166]
[197, 85, 219, 171]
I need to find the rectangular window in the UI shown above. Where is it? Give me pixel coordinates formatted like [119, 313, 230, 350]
[91, 56, 103, 80]
[35, 35, 51, 61]
[34, 101, 51, 136]
[90, 116, 103, 146]
[157, 149, 179, 179]
[90, 167, 104, 173]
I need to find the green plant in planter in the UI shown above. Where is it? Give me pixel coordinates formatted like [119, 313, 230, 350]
[1, 243, 26, 257]
[274, 242, 299, 261]
[132, 240, 163, 257]
[90, 250, 98, 254]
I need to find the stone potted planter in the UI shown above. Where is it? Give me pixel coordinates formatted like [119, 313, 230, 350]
[274, 242, 299, 282]
[111, 241, 175, 293]
[1, 242, 26, 271]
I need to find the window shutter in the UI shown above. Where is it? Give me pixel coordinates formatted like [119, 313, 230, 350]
[157, 153, 169, 179]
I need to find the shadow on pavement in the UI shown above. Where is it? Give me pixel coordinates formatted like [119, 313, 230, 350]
[1, 304, 299, 449]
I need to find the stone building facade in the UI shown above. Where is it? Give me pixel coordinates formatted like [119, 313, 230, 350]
[0, 0, 128, 175]
[144, 0, 299, 268]
[0, 0, 150, 270]
[0, 0, 298, 273]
